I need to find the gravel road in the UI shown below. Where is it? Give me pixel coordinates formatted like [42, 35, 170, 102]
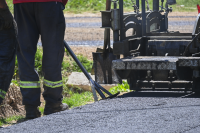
[36, 16, 197, 46]
[63, 16, 196, 46]
[1, 92, 200, 133]
[65, 21, 195, 28]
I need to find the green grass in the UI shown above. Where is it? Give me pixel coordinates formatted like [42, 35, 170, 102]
[39, 106, 44, 115]
[126, 0, 200, 12]
[71, 55, 93, 72]
[62, 91, 94, 108]
[6, 0, 200, 13]
[6, 0, 200, 14]
[109, 81, 131, 94]
[65, 0, 200, 13]
[62, 49, 93, 73]
[6, 0, 13, 12]
[34, 47, 43, 75]
[0, 115, 24, 127]
[167, 0, 199, 12]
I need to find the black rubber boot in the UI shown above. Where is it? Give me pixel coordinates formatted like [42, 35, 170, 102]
[44, 102, 69, 115]
[25, 105, 41, 119]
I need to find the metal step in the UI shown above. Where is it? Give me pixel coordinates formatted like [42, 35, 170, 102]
[113, 56, 200, 70]
[112, 56, 178, 70]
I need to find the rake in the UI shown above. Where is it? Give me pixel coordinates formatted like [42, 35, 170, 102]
[64, 41, 119, 101]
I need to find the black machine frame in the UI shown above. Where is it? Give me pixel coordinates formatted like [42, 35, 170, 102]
[94, 0, 200, 92]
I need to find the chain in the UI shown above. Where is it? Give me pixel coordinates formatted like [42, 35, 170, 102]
[131, 0, 139, 13]
[145, 0, 150, 11]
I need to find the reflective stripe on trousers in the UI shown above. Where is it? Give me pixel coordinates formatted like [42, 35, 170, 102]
[20, 81, 40, 88]
[44, 79, 63, 88]
[0, 89, 6, 99]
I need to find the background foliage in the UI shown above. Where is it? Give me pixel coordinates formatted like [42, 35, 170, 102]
[7, 0, 200, 13]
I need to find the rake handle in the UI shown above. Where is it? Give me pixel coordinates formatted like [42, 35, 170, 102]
[63, 41, 92, 80]
[63, 41, 117, 99]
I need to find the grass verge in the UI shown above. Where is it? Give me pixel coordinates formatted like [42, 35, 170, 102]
[63, 91, 94, 108]
[109, 81, 131, 95]
[0, 115, 24, 127]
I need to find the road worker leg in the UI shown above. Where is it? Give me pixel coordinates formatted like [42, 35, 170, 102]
[0, 26, 16, 104]
[34, 2, 65, 104]
[34, 2, 68, 114]
[14, 3, 41, 107]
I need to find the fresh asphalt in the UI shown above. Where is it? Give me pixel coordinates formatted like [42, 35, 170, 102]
[1, 91, 200, 133]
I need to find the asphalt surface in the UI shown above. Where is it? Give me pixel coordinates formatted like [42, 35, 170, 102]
[1, 91, 200, 133]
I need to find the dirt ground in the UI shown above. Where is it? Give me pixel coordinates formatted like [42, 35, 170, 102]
[64, 11, 198, 17]
[70, 46, 98, 60]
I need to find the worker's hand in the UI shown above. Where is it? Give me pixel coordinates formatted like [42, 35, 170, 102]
[0, 7, 13, 29]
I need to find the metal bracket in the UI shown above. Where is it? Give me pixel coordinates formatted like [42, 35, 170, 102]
[113, 40, 129, 55]
[111, 9, 120, 31]
[101, 9, 120, 31]
[101, 11, 112, 28]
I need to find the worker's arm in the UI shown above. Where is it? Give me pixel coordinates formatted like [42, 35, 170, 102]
[0, 0, 13, 29]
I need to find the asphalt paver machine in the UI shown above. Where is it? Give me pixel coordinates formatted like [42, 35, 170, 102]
[93, 0, 200, 93]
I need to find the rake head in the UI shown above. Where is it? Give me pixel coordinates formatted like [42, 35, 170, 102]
[90, 79, 119, 101]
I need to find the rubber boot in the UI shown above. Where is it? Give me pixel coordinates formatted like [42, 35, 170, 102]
[25, 105, 41, 119]
[44, 102, 69, 115]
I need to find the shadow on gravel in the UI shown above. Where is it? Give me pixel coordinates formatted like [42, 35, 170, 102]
[117, 91, 200, 99]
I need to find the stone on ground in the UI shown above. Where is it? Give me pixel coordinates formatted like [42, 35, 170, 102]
[67, 72, 117, 91]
